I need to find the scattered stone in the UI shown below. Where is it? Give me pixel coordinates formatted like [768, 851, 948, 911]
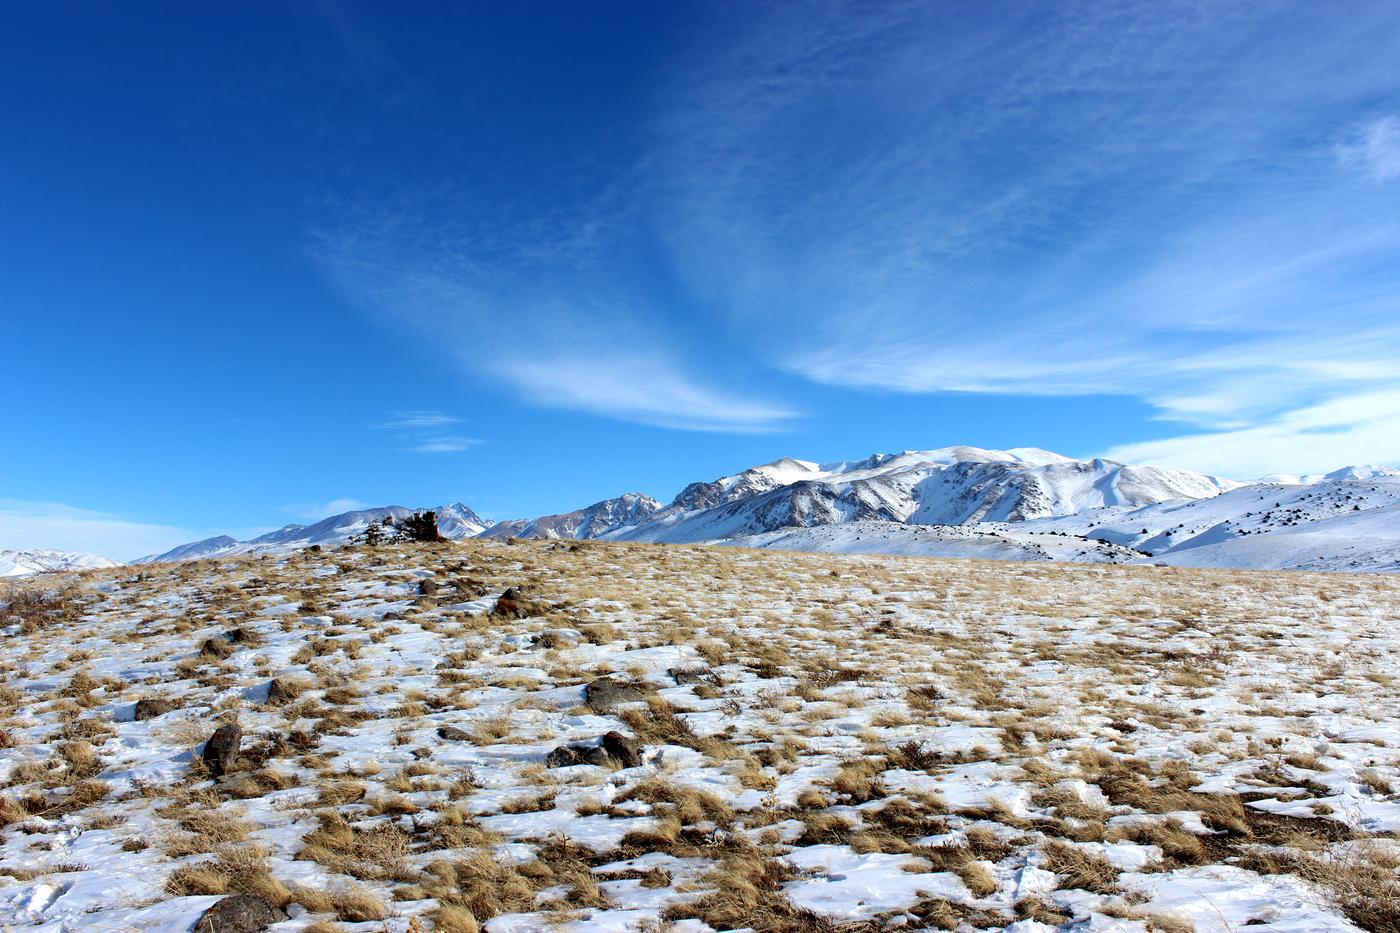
[419, 578, 439, 596]
[437, 724, 472, 741]
[492, 587, 547, 620]
[202, 723, 242, 776]
[546, 731, 642, 769]
[584, 677, 651, 711]
[195, 894, 287, 933]
[133, 697, 176, 721]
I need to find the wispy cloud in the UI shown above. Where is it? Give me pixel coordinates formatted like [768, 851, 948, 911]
[408, 436, 480, 453]
[373, 410, 462, 431]
[1104, 390, 1400, 479]
[367, 409, 481, 453]
[1337, 115, 1400, 183]
[281, 498, 370, 520]
[639, 3, 1400, 471]
[313, 2, 1399, 465]
[0, 499, 265, 562]
[316, 226, 799, 433]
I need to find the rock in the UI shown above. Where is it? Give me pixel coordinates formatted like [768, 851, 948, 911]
[133, 697, 177, 721]
[492, 587, 547, 620]
[419, 578, 439, 596]
[545, 744, 587, 767]
[202, 724, 242, 776]
[584, 677, 650, 711]
[436, 724, 472, 741]
[199, 637, 233, 659]
[266, 678, 300, 705]
[195, 894, 287, 932]
[598, 731, 642, 768]
[546, 731, 642, 769]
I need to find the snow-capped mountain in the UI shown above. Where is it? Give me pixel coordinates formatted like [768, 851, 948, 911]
[478, 493, 662, 540]
[1256, 465, 1400, 485]
[129, 444, 1400, 573]
[602, 446, 1239, 544]
[0, 548, 123, 577]
[140, 503, 491, 562]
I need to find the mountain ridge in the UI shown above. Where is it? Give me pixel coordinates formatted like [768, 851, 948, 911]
[14, 446, 1399, 574]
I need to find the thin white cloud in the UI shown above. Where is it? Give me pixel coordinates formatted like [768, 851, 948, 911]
[409, 436, 481, 453]
[372, 410, 462, 430]
[281, 498, 370, 520]
[312, 3, 1398, 459]
[315, 229, 798, 433]
[365, 408, 481, 453]
[1337, 115, 1400, 183]
[1103, 390, 1400, 479]
[0, 499, 266, 562]
[502, 355, 798, 433]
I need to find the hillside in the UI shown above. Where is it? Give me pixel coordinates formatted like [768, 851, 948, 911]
[2, 539, 1398, 931]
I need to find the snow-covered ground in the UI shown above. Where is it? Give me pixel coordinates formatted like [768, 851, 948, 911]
[2, 539, 1398, 931]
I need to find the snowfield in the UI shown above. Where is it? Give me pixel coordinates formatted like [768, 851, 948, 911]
[2, 538, 1398, 931]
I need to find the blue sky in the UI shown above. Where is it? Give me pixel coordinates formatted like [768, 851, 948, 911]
[4, 1, 1400, 559]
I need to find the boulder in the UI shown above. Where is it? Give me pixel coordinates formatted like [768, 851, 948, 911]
[584, 677, 650, 711]
[195, 894, 287, 932]
[491, 587, 546, 620]
[133, 697, 177, 721]
[202, 724, 242, 777]
[266, 678, 301, 705]
[436, 724, 472, 741]
[598, 731, 643, 768]
[546, 731, 642, 769]
[199, 637, 233, 659]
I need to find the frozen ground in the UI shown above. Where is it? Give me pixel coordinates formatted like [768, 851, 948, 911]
[2, 540, 1398, 931]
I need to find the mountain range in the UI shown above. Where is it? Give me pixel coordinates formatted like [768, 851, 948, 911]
[8, 447, 1399, 575]
[1, 548, 122, 577]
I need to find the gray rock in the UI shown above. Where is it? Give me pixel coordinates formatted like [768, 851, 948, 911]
[436, 724, 472, 741]
[195, 894, 287, 932]
[133, 697, 176, 721]
[202, 723, 241, 777]
[584, 677, 650, 711]
[546, 731, 642, 769]
[492, 587, 547, 620]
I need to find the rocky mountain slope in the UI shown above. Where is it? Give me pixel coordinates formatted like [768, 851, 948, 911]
[478, 493, 661, 541]
[603, 447, 1238, 545]
[139, 503, 491, 563]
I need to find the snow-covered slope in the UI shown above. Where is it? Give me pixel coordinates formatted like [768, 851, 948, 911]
[603, 446, 1238, 544]
[1026, 475, 1400, 572]
[0, 548, 122, 577]
[142, 502, 491, 562]
[721, 520, 1145, 564]
[478, 493, 661, 540]
[724, 475, 1400, 572]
